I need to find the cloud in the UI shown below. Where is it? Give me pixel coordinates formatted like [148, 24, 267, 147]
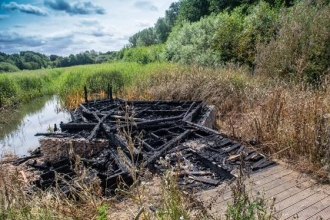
[0, 31, 76, 55]
[77, 20, 114, 37]
[78, 19, 100, 26]
[44, 0, 106, 15]
[134, 20, 151, 27]
[134, 1, 158, 11]
[0, 32, 45, 49]
[2, 2, 48, 16]
[0, 14, 9, 20]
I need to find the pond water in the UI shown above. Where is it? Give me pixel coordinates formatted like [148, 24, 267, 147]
[0, 95, 71, 156]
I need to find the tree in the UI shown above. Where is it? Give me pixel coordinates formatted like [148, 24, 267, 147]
[178, 0, 210, 23]
[165, 2, 181, 27]
[128, 28, 157, 47]
[154, 17, 171, 43]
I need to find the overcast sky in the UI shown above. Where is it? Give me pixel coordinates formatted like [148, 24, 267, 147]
[0, 0, 174, 56]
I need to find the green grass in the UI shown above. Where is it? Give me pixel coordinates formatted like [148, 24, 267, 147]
[0, 62, 177, 108]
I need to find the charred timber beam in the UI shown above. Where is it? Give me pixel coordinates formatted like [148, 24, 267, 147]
[110, 133, 141, 157]
[108, 148, 130, 173]
[184, 121, 226, 137]
[124, 100, 200, 105]
[35, 132, 73, 137]
[144, 130, 191, 167]
[109, 116, 183, 132]
[109, 115, 145, 122]
[188, 175, 220, 186]
[79, 103, 91, 114]
[183, 102, 196, 119]
[87, 114, 108, 141]
[189, 149, 234, 180]
[60, 123, 97, 131]
[136, 137, 155, 151]
[13, 154, 42, 166]
[183, 101, 205, 122]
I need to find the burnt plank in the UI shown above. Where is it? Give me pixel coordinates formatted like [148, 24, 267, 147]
[183, 101, 205, 122]
[60, 123, 97, 131]
[189, 175, 220, 186]
[189, 149, 234, 180]
[144, 130, 191, 166]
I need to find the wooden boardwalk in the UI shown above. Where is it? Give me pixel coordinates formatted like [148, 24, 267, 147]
[198, 163, 330, 219]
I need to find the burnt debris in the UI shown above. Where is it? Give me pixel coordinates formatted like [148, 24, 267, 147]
[16, 97, 274, 194]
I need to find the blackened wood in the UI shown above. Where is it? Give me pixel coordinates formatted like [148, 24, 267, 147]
[144, 130, 191, 166]
[224, 143, 241, 153]
[183, 101, 205, 122]
[60, 123, 97, 131]
[84, 86, 88, 103]
[87, 115, 108, 141]
[183, 102, 196, 119]
[110, 115, 145, 122]
[189, 175, 220, 186]
[41, 170, 55, 180]
[184, 121, 223, 136]
[108, 147, 130, 173]
[79, 103, 91, 114]
[179, 171, 212, 176]
[190, 149, 234, 180]
[251, 158, 273, 170]
[13, 154, 42, 166]
[35, 132, 72, 137]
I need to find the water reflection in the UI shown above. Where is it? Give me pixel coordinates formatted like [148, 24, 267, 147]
[0, 95, 71, 156]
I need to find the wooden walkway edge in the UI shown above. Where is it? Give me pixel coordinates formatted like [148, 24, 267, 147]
[198, 163, 330, 219]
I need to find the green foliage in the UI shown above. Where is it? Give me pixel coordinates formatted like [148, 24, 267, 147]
[0, 75, 18, 100]
[213, 8, 244, 63]
[165, 16, 220, 66]
[0, 62, 20, 73]
[165, 2, 181, 27]
[154, 18, 171, 43]
[165, 1, 281, 67]
[255, 0, 330, 84]
[117, 45, 165, 65]
[0, 50, 117, 72]
[128, 28, 157, 47]
[156, 172, 189, 220]
[178, 0, 210, 23]
[96, 204, 109, 220]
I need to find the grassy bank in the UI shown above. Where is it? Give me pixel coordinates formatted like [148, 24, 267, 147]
[0, 62, 176, 108]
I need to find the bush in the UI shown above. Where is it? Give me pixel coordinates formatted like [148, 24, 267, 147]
[255, 0, 330, 84]
[165, 15, 221, 66]
[164, 1, 280, 68]
[0, 62, 20, 73]
[117, 45, 165, 64]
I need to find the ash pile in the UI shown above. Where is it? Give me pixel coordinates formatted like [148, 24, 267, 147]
[16, 98, 274, 195]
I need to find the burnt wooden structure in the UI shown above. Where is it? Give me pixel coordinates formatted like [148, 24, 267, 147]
[26, 98, 274, 194]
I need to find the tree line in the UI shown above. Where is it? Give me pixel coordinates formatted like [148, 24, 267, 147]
[0, 50, 116, 73]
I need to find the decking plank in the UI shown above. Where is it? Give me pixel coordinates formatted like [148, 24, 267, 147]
[275, 185, 327, 217]
[281, 192, 329, 219]
[294, 193, 330, 219]
[306, 203, 330, 219]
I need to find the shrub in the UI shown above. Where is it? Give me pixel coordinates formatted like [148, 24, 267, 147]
[0, 62, 20, 73]
[255, 0, 330, 84]
[165, 15, 221, 66]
